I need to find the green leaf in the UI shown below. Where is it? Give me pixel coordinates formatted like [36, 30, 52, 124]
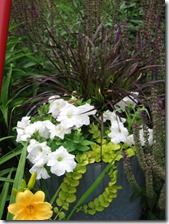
[0, 168, 13, 220]
[76, 165, 86, 174]
[70, 179, 79, 187]
[56, 198, 64, 207]
[125, 148, 136, 157]
[66, 194, 76, 203]
[0, 136, 14, 142]
[93, 198, 100, 206]
[0, 63, 13, 126]
[77, 145, 89, 152]
[95, 205, 105, 211]
[87, 209, 96, 215]
[0, 177, 14, 183]
[6, 143, 27, 220]
[50, 183, 62, 206]
[1, 64, 12, 105]
[59, 191, 67, 200]
[61, 182, 69, 192]
[62, 203, 69, 211]
[88, 202, 94, 209]
[68, 187, 77, 194]
[0, 146, 22, 165]
[81, 140, 93, 146]
[59, 211, 66, 220]
[0, 168, 16, 177]
[101, 200, 110, 208]
[72, 172, 82, 180]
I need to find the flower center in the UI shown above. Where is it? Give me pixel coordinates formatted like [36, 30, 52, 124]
[26, 204, 35, 215]
[67, 113, 72, 118]
[57, 156, 63, 161]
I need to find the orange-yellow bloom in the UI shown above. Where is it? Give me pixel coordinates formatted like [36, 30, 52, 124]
[8, 190, 53, 220]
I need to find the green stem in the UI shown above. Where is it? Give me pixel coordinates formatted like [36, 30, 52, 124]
[50, 184, 62, 206]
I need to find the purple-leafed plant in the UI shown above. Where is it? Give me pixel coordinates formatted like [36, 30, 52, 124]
[10, 0, 165, 112]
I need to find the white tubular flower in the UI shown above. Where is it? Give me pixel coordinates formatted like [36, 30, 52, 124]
[47, 146, 77, 176]
[27, 139, 51, 166]
[29, 164, 50, 179]
[57, 103, 96, 129]
[115, 92, 139, 111]
[48, 95, 69, 118]
[108, 121, 129, 144]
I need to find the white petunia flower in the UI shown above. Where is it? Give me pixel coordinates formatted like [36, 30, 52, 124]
[48, 95, 69, 118]
[108, 121, 129, 144]
[27, 139, 51, 166]
[16, 129, 32, 142]
[29, 164, 50, 179]
[57, 103, 96, 129]
[17, 116, 31, 128]
[47, 146, 77, 176]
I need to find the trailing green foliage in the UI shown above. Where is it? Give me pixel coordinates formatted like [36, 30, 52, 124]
[53, 149, 120, 220]
[51, 124, 136, 220]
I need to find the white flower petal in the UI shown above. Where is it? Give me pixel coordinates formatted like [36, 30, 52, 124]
[29, 165, 50, 179]
[103, 110, 126, 123]
[48, 96, 69, 118]
[47, 146, 77, 176]
[27, 140, 51, 166]
[108, 122, 129, 144]
[57, 103, 96, 129]
[115, 92, 139, 110]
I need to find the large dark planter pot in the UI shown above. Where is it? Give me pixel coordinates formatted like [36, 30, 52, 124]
[70, 157, 144, 221]
[37, 156, 144, 221]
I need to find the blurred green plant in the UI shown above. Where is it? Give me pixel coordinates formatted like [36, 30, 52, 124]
[124, 88, 165, 220]
[0, 25, 53, 220]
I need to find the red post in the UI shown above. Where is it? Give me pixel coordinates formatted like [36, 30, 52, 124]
[0, 0, 12, 92]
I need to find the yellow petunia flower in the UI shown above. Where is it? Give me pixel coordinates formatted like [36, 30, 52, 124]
[8, 189, 53, 220]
